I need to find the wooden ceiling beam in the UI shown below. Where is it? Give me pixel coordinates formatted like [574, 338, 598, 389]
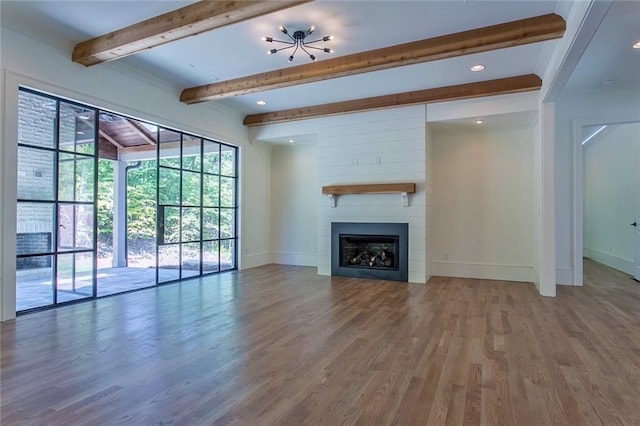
[243, 74, 542, 126]
[181, 13, 564, 104]
[123, 119, 156, 145]
[73, 0, 312, 66]
[99, 129, 124, 149]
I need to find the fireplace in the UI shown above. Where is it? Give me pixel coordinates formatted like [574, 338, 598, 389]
[331, 222, 408, 282]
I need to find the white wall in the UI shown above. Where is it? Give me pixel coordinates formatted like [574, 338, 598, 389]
[317, 106, 428, 283]
[583, 123, 639, 274]
[271, 143, 318, 266]
[430, 123, 535, 282]
[0, 23, 273, 320]
[555, 87, 640, 285]
[240, 142, 273, 269]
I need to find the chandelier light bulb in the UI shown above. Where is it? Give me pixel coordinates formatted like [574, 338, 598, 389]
[279, 25, 287, 34]
[288, 55, 294, 62]
[268, 49, 277, 55]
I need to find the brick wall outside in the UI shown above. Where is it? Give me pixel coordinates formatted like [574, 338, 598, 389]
[16, 91, 82, 259]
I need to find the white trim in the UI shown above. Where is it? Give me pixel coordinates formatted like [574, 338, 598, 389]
[541, 0, 612, 103]
[431, 261, 534, 283]
[539, 102, 556, 297]
[240, 252, 273, 270]
[272, 251, 317, 267]
[2, 71, 19, 321]
[573, 113, 640, 287]
[556, 268, 573, 286]
[584, 248, 635, 276]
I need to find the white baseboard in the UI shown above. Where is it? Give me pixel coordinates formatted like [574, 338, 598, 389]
[584, 248, 634, 276]
[431, 261, 534, 283]
[240, 252, 273, 269]
[531, 268, 541, 291]
[272, 251, 317, 267]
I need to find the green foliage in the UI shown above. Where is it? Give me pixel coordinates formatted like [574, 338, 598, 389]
[127, 160, 157, 240]
[97, 159, 113, 244]
[96, 151, 236, 251]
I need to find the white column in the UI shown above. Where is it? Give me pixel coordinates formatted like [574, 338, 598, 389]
[538, 102, 556, 297]
[112, 161, 127, 268]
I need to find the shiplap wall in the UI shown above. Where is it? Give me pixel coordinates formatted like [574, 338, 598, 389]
[317, 106, 428, 283]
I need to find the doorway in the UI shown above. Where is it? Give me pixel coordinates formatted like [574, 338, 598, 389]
[581, 122, 640, 282]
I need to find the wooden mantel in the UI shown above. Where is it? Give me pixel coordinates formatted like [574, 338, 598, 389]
[322, 183, 416, 207]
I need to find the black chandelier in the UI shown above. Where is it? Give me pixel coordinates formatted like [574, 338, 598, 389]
[262, 25, 333, 62]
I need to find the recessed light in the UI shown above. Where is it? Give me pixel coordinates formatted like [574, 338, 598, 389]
[256, 100, 267, 106]
[289, 139, 294, 143]
[633, 40, 640, 49]
[470, 64, 485, 72]
[475, 120, 484, 124]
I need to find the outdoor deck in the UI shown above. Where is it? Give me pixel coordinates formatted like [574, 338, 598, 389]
[16, 266, 206, 312]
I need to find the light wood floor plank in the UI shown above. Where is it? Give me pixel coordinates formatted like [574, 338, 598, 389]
[2, 259, 640, 425]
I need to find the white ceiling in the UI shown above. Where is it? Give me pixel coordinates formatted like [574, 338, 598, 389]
[1, 0, 638, 123]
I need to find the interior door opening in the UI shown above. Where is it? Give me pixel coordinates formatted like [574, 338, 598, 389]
[581, 122, 640, 282]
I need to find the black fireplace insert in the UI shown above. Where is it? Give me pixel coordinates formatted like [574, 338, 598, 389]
[331, 222, 408, 282]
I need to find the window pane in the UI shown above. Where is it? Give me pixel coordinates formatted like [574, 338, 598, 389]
[158, 244, 180, 283]
[202, 208, 219, 240]
[182, 135, 201, 171]
[182, 170, 201, 206]
[202, 175, 219, 207]
[220, 208, 235, 239]
[181, 207, 200, 242]
[57, 252, 93, 303]
[17, 203, 54, 255]
[126, 160, 157, 268]
[158, 167, 180, 205]
[16, 255, 54, 311]
[203, 241, 219, 273]
[58, 204, 94, 251]
[18, 147, 55, 200]
[159, 128, 180, 168]
[160, 206, 180, 244]
[220, 239, 235, 271]
[220, 177, 236, 207]
[58, 153, 94, 202]
[203, 140, 220, 174]
[181, 242, 200, 279]
[220, 145, 235, 176]
[59, 102, 95, 155]
[18, 91, 56, 148]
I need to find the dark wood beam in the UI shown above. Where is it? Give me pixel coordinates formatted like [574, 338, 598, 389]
[73, 0, 312, 66]
[243, 74, 542, 126]
[182, 13, 564, 104]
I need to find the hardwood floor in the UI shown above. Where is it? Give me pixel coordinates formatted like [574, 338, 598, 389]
[1, 259, 639, 425]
